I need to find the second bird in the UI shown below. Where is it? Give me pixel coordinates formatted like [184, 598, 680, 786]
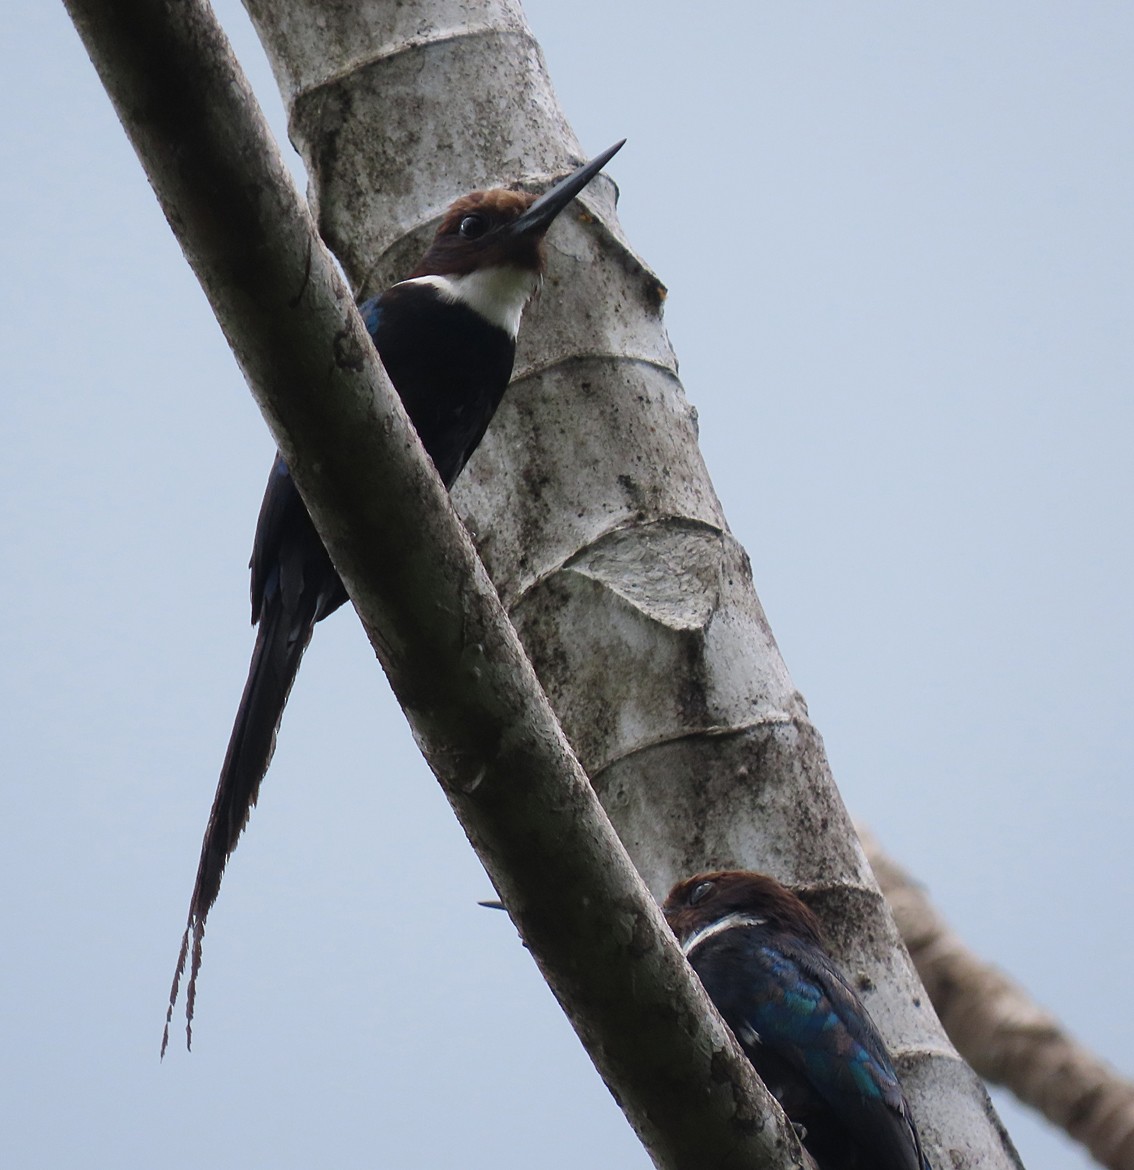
[164, 141, 625, 1052]
[664, 870, 932, 1170]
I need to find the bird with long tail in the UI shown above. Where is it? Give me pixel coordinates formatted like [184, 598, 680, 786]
[164, 141, 625, 1054]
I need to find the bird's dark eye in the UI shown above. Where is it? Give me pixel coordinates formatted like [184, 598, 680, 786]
[459, 214, 488, 239]
[689, 880, 715, 906]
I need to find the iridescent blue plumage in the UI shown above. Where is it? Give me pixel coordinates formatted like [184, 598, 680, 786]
[664, 871, 932, 1170]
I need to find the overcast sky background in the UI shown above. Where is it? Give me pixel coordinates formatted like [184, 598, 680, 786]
[3, 3, 1132, 1168]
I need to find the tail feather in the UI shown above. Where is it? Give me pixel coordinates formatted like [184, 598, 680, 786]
[162, 598, 315, 1056]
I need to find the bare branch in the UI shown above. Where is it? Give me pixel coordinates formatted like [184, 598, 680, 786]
[864, 828, 1134, 1170]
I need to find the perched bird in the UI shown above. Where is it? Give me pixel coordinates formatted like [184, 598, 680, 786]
[663, 870, 932, 1170]
[163, 141, 625, 1053]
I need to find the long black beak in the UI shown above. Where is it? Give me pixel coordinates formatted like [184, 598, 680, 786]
[478, 899, 506, 910]
[509, 139, 626, 238]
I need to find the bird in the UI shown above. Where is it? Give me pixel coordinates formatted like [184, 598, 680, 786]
[163, 140, 626, 1054]
[663, 870, 932, 1170]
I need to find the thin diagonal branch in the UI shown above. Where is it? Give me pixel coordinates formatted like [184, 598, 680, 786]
[863, 828, 1134, 1170]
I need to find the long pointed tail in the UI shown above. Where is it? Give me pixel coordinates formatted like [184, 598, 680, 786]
[162, 599, 315, 1056]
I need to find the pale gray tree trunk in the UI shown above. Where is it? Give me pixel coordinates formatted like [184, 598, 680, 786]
[241, 1, 1021, 1166]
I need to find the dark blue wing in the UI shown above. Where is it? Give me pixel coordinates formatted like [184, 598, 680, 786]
[168, 286, 517, 1051]
[179, 295, 394, 951]
[690, 928, 930, 1170]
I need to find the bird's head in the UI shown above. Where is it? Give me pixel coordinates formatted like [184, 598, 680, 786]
[663, 870, 824, 949]
[408, 140, 624, 283]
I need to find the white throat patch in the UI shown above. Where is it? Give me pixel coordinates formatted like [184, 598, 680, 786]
[681, 912, 768, 958]
[405, 267, 539, 338]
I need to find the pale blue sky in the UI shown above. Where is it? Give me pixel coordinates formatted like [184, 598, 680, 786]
[3, 3, 1131, 1168]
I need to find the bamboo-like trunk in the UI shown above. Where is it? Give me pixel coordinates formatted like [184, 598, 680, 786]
[241, 1, 1022, 1165]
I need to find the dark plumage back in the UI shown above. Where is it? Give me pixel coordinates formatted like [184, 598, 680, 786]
[664, 870, 932, 1170]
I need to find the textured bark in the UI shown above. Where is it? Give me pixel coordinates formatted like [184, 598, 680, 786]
[238, 2, 1023, 1167]
[62, 0, 808, 1166]
[865, 829, 1134, 1170]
